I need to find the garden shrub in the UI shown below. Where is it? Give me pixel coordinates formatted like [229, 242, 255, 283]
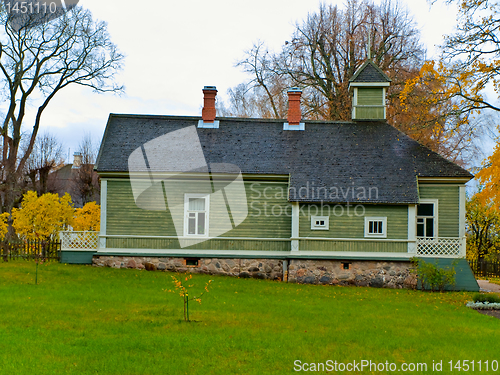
[410, 258, 457, 292]
[473, 292, 500, 304]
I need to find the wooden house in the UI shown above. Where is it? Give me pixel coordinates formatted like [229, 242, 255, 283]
[62, 60, 478, 290]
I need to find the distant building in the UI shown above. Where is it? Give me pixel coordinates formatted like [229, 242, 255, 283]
[48, 152, 100, 207]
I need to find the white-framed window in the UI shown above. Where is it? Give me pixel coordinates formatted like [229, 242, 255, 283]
[311, 216, 329, 230]
[184, 194, 209, 237]
[417, 199, 438, 238]
[364, 217, 387, 238]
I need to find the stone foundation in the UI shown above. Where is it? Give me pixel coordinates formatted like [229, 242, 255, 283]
[92, 256, 283, 280]
[92, 255, 416, 289]
[288, 259, 415, 289]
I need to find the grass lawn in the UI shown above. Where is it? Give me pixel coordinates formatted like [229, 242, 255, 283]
[0, 262, 498, 374]
[487, 277, 500, 286]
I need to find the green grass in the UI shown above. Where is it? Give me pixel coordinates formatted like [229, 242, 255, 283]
[487, 277, 500, 286]
[0, 262, 498, 374]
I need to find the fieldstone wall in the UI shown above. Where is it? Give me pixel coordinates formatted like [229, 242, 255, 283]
[92, 256, 283, 280]
[92, 256, 416, 289]
[288, 259, 416, 289]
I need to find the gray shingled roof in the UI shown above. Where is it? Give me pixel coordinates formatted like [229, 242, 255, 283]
[350, 60, 392, 83]
[95, 114, 473, 204]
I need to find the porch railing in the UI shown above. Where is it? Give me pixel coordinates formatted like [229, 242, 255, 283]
[416, 237, 465, 258]
[59, 231, 99, 251]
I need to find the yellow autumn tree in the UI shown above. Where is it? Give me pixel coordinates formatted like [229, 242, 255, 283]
[468, 142, 500, 260]
[12, 191, 74, 240]
[73, 202, 100, 231]
[466, 193, 500, 260]
[398, 60, 478, 164]
[438, 0, 500, 115]
[476, 137, 500, 208]
[0, 212, 9, 241]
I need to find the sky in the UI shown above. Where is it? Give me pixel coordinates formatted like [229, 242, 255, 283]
[12, 0, 463, 161]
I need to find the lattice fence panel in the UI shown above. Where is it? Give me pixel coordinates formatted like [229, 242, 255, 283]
[416, 238, 463, 257]
[60, 231, 99, 250]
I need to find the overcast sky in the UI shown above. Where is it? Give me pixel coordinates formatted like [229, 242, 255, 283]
[20, 0, 461, 161]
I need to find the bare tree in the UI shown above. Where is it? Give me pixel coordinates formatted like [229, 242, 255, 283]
[71, 133, 99, 206]
[438, 0, 500, 114]
[228, 0, 424, 120]
[0, 5, 123, 215]
[24, 132, 64, 195]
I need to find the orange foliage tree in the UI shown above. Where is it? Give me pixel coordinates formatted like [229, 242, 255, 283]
[466, 193, 500, 260]
[438, 0, 500, 115]
[397, 60, 479, 165]
[476, 139, 500, 208]
[467, 142, 500, 260]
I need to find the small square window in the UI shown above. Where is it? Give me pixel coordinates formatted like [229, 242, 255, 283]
[185, 258, 200, 267]
[311, 216, 329, 230]
[341, 262, 350, 270]
[364, 217, 387, 238]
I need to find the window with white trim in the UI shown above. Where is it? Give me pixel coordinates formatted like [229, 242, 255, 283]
[311, 216, 329, 230]
[417, 200, 438, 238]
[364, 217, 387, 238]
[184, 194, 209, 237]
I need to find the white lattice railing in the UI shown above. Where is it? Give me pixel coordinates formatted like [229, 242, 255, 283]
[416, 237, 465, 257]
[59, 231, 99, 250]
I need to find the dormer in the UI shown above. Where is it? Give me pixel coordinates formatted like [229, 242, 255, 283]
[349, 60, 391, 120]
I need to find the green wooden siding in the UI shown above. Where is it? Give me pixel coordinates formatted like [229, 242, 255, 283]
[418, 185, 459, 237]
[357, 88, 384, 105]
[107, 180, 176, 236]
[106, 237, 290, 251]
[299, 240, 407, 252]
[299, 204, 408, 239]
[106, 179, 291, 250]
[355, 107, 385, 119]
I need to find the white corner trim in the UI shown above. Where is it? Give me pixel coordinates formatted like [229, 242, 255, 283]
[283, 122, 305, 131]
[383, 87, 387, 119]
[198, 120, 220, 129]
[349, 82, 391, 87]
[459, 186, 466, 237]
[408, 205, 417, 253]
[291, 202, 300, 251]
[99, 179, 107, 249]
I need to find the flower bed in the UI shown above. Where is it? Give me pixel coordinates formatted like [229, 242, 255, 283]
[467, 292, 500, 310]
[466, 301, 500, 310]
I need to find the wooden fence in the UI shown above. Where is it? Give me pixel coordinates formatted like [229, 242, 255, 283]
[468, 259, 500, 278]
[1, 240, 61, 261]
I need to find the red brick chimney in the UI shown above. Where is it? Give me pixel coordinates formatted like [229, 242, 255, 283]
[287, 87, 302, 125]
[202, 86, 217, 123]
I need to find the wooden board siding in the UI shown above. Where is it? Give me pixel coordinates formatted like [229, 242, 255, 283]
[299, 240, 408, 252]
[107, 180, 177, 236]
[355, 88, 385, 119]
[419, 185, 459, 237]
[106, 179, 291, 250]
[357, 88, 383, 105]
[299, 204, 408, 239]
[355, 107, 385, 119]
[106, 237, 290, 251]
